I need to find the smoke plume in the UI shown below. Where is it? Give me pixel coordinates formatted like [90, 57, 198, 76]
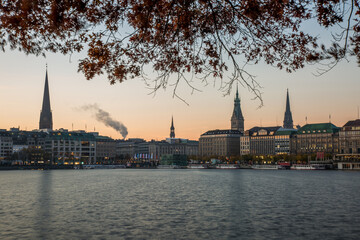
[81, 104, 128, 139]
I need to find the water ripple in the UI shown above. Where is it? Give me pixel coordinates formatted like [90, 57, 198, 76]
[0, 170, 359, 239]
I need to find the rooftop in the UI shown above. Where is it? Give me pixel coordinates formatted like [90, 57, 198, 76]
[343, 119, 360, 128]
[275, 128, 298, 136]
[297, 123, 340, 134]
[201, 129, 241, 136]
[0, 131, 11, 137]
[248, 126, 281, 136]
[47, 131, 96, 141]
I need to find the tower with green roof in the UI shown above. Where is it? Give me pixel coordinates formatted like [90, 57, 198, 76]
[231, 86, 244, 133]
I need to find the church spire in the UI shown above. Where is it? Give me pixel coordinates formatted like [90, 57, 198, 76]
[283, 89, 293, 129]
[170, 116, 175, 138]
[286, 88, 291, 112]
[39, 66, 53, 130]
[231, 84, 244, 133]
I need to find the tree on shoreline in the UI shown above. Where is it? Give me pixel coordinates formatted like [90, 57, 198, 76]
[1, 1, 359, 102]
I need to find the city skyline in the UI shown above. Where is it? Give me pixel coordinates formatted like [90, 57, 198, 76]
[0, 49, 359, 140]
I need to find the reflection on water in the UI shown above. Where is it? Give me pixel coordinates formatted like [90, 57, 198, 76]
[35, 171, 52, 239]
[0, 170, 360, 240]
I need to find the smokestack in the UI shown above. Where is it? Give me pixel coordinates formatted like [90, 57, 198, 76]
[81, 104, 128, 139]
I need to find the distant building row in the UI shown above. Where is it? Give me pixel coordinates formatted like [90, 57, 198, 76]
[0, 128, 114, 164]
[0, 127, 199, 164]
[199, 86, 360, 158]
[199, 120, 360, 157]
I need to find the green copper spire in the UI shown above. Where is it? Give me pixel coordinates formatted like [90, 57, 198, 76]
[231, 84, 244, 133]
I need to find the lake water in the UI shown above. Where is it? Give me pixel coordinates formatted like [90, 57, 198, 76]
[0, 169, 359, 239]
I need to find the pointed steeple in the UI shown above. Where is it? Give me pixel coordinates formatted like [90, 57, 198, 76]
[285, 88, 291, 112]
[231, 84, 244, 133]
[236, 85, 239, 99]
[39, 66, 53, 130]
[170, 116, 175, 138]
[283, 89, 293, 129]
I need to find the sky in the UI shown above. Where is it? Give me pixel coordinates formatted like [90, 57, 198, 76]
[1, 29, 359, 141]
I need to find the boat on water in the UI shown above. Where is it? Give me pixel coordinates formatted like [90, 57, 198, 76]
[309, 164, 327, 170]
[251, 165, 280, 170]
[278, 162, 291, 170]
[290, 164, 315, 170]
[188, 164, 208, 169]
[216, 164, 240, 169]
[290, 164, 327, 170]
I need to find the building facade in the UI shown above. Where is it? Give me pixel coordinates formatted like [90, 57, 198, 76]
[199, 130, 241, 157]
[274, 129, 297, 155]
[94, 134, 116, 163]
[0, 130, 13, 159]
[45, 130, 97, 165]
[9, 128, 118, 165]
[149, 138, 198, 159]
[9, 128, 48, 164]
[240, 135, 250, 155]
[248, 126, 281, 155]
[10, 128, 47, 149]
[116, 138, 148, 159]
[339, 119, 360, 154]
[291, 123, 340, 155]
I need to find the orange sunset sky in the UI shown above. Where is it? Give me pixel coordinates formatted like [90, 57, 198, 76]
[0, 46, 359, 141]
[1, 17, 360, 141]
